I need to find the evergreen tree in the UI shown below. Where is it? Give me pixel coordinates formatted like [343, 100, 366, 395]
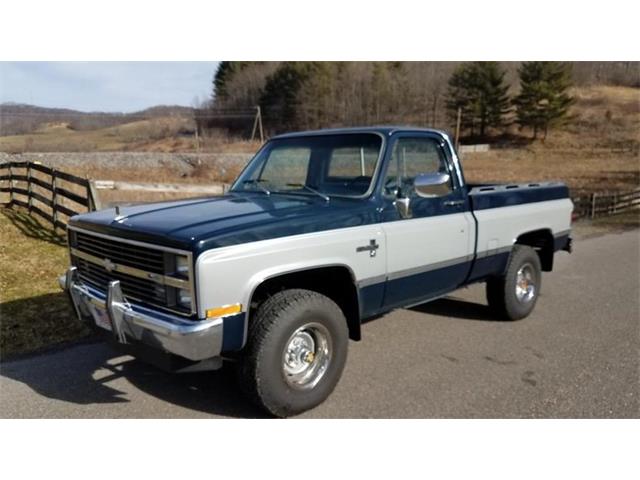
[259, 62, 321, 132]
[513, 62, 574, 140]
[212, 61, 248, 102]
[446, 62, 511, 137]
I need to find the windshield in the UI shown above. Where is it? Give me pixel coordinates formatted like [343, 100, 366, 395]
[231, 133, 383, 198]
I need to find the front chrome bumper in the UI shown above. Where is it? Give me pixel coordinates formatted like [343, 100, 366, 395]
[59, 266, 223, 361]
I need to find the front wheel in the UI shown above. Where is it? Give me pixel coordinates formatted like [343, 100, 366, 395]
[486, 245, 542, 321]
[237, 289, 349, 417]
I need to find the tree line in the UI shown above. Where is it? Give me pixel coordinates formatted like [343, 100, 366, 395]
[208, 61, 638, 140]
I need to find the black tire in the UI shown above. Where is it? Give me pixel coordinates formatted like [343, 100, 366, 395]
[486, 245, 542, 321]
[237, 289, 349, 417]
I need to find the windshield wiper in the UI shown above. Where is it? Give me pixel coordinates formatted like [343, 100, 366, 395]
[285, 183, 330, 202]
[242, 179, 271, 195]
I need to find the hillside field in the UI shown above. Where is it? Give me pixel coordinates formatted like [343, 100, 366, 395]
[0, 86, 638, 202]
[0, 115, 260, 154]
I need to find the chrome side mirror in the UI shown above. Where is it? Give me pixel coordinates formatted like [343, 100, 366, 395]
[414, 173, 452, 198]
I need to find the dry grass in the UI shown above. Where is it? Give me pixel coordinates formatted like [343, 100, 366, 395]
[0, 208, 92, 359]
[462, 149, 639, 192]
[464, 85, 640, 193]
[0, 116, 262, 154]
[572, 210, 640, 240]
[0, 117, 187, 152]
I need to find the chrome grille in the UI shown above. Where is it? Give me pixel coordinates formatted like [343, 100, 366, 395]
[75, 231, 165, 274]
[68, 228, 194, 316]
[75, 257, 167, 305]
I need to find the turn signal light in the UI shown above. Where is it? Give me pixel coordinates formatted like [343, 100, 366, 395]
[206, 304, 242, 318]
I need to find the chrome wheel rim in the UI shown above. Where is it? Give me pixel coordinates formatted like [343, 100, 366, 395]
[515, 263, 536, 303]
[282, 322, 332, 390]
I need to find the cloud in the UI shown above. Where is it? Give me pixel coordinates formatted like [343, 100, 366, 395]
[0, 61, 219, 112]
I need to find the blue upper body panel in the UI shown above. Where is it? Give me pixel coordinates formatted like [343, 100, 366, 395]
[69, 192, 381, 254]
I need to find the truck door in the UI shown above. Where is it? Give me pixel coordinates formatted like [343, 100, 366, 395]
[379, 134, 475, 309]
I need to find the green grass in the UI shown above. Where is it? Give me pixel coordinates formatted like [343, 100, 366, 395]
[0, 208, 91, 360]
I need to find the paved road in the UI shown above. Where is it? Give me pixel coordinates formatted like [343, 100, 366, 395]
[1, 230, 638, 418]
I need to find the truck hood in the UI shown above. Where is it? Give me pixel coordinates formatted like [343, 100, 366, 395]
[69, 192, 378, 253]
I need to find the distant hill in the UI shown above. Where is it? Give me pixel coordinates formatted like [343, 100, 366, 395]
[0, 103, 195, 136]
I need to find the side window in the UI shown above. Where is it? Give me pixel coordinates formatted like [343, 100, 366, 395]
[328, 146, 378, 178]
[383, 137, 451, 197]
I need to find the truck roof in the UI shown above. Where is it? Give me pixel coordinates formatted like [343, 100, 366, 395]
[271, 126, 449, 140]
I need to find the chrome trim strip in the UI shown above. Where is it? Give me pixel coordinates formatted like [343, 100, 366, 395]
[68, 226, 196, 316]
[357, 274, 387, 289]
[386, 254, 474, 281]
[475, 245, 513, 259]
[70, 248, 190, 289]
[68, 226, 191, 256]
[357, 247, 514, 287]
[442, 132, 465, 188]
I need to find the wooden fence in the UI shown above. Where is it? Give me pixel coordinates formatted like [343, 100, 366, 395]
[1, 161, 638, 229]
[0, 161, 99, 230]
[571, 188, 640, 219]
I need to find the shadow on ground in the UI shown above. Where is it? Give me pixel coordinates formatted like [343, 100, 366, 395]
[1, 207, 66, 246]
[0, 296, 501, 418]
[0, 292, 92, 360]
[0, 340, 267, 418]
[410, 296, 497, 321]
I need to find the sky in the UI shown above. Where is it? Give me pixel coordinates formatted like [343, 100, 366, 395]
[0, 62, 219, 112]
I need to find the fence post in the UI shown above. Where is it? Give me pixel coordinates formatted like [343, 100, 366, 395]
[454, 107, 462, 152]
[257, 106, 264, 143]
[87, 178, 102, 211]
[51, 168, 58, 231]
[590, 192, 598, 219]
[8, 163, 14, 205]
[27, 162, 33, 213]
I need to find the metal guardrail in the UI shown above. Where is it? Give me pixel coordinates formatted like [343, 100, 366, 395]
[0, 161, 98, 230]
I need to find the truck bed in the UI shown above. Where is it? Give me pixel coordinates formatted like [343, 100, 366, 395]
[467, 181, 570, 210]
[464, 181, 573, 282]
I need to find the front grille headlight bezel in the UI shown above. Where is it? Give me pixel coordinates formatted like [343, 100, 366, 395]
[68, 226, 197, 317]
[176, 288, 192, 309]
[165, 254, 195, 313]
[174, 254, 190, 279]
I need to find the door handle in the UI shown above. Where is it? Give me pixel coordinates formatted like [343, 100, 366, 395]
[443, 199, 464, 207]
[356, 239, 379, 257]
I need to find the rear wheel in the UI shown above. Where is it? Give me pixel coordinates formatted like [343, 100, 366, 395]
[237, 289, 349, 417]
[486, 245, 542, 321]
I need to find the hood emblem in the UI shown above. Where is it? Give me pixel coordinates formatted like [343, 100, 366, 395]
[114, 205, 126, 222]
[104, 258, 116, 272]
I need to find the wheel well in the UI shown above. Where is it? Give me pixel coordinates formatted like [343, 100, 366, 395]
[249, 266, 361, 341]
[515, 229, 554, 271]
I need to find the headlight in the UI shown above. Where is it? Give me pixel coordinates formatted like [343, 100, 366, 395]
[174, 255, 190, 278]
[177, 288, 192, 308]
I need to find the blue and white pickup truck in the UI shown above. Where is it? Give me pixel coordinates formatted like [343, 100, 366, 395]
[60, 127, 573, 416]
